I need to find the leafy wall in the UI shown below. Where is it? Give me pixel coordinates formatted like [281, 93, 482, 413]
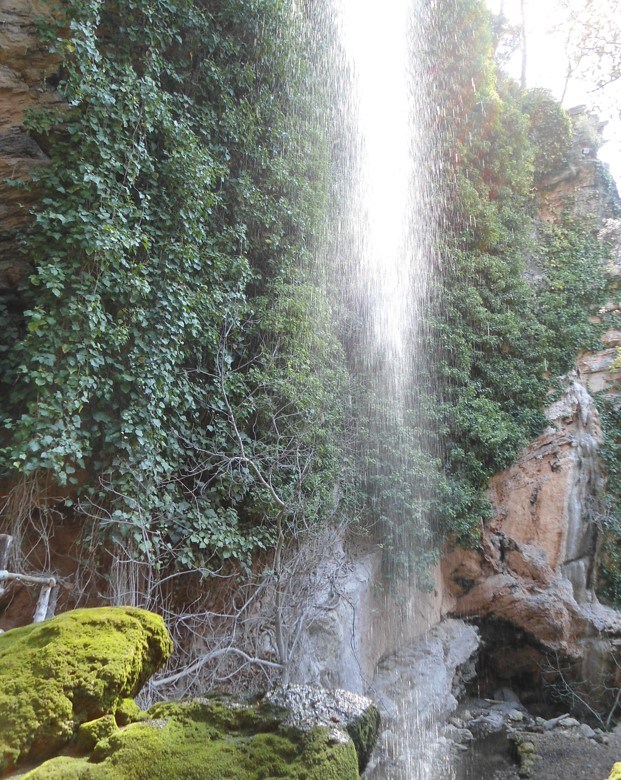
[0, 0, 614, 591]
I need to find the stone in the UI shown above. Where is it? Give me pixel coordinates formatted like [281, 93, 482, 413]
[468, 712, 505, 736]
[579, 723, 597, 739]
[22, 695, 366, 779]
[443, 725, 474, 744]
[559, 717, 581, 728]
[264, 685, 380, 773]
[543, 714, 571, 731]
[508, 710, 525, 722]
[0, 607, 172, 774]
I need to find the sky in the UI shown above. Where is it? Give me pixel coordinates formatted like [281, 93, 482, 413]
[486, 0, 621, 186]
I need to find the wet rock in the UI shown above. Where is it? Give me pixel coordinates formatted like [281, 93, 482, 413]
[443, 724, 474, 744]
[366, 619, 479, 777]
[468, 712, 505, 737]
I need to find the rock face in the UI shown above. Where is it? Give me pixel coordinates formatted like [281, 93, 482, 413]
[369, 619, 479, 727]
[283, 537, 481, 776]
[364, 619, 479, 779]
[444, 376, 621, 719]
[537, 107, 619, 225]
[0, 607, 173, 774]
[579, 328, 621, 395]
[0, 0, 61, 294]
[445, 376, 606, 650]
[487, 378, 602, 601]
[289, 535, 447, 694]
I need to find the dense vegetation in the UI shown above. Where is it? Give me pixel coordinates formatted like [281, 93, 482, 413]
[0, 0, 613, 590]
[430, 0, 609, 544]
[0, 0, 349, 573]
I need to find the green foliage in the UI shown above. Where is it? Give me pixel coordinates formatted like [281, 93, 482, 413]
[594, 397, 621, 607]
[0, 0, 612, 584]
[0, 0, 343, 570]
[534, 216, 608, 374]
[522, 89, 573, 185]
[430, 0, 608, 546]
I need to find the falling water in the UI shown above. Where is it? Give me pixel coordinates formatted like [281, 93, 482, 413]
[327, 0, 451, 777]
[336, 0, 415, 383]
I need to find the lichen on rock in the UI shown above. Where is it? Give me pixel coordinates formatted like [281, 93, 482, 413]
[0, 607, 172, 774]
[263, 685, 381, 772]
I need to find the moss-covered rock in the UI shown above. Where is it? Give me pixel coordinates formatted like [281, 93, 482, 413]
[0, 607, 172, 774]
[511, 733, 540, 778]
[264, 686, 380, 773]
[76, 716, 119, 753]
[610, 763, 621, 780]
[22, 698, 360, 779]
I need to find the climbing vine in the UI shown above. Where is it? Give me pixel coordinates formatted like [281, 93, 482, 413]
[429, 0, 609, 545]
[0, 0, 345, 570]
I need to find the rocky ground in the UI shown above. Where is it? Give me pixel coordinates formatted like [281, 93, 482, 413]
[448, 696, 621, 780]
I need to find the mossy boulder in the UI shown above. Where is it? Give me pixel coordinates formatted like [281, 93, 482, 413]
[610, 763, 621, 780]
[22, 690, 379, 779]
[264, 685, 381, 772]
[0, 607, 172, 775]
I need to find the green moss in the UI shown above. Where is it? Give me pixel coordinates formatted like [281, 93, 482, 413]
[24, 700, 359, 780]
[114, 699, 146, 727]
[610, 764, 621, 780]
[0, 607, 172, 774]
[511, 734, 539, 778]
[345, 704, 380, 772]
[76, 717, 119, 753]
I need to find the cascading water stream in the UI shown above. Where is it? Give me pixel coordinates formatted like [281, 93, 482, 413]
[336, 0, 415, 387]
[327, 1, 452, 777]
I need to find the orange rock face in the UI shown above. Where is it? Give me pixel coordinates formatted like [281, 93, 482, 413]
[443, 373, 613, 651]
[488, 380, 602, 588]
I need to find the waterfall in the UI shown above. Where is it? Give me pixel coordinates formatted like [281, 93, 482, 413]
[324, 0, 451, 777]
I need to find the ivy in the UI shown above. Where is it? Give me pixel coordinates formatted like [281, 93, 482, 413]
[0, 0, 342, 570]
[0, 0, 613, 583]
[594, 397, 621, 607]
